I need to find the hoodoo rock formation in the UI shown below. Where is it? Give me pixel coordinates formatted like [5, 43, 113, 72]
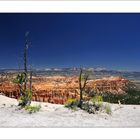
[93, 76, 131, 94]
[0, 76, 132, 104]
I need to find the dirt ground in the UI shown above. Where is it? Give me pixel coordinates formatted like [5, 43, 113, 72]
[0, 94, 140, 128]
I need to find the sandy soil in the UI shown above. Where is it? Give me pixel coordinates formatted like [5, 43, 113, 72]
[0, 94, 140, 128]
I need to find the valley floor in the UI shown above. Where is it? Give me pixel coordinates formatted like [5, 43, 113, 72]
[0, 94, 140, 127]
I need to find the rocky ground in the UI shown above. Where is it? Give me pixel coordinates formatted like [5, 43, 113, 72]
[0, 94, 140, 127]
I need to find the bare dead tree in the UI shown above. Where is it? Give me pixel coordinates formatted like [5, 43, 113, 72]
[24, 32, 30, 91]
[17, 32, 33, 107]
[78, 68, 89, 108]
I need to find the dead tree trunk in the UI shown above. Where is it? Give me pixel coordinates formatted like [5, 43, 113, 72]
[27, 71, 32, 105]
[22, 32, 32, 106]
[78, 68, 89, 108]
[30, 71, 32, 92]
[24, 35, 28, 91]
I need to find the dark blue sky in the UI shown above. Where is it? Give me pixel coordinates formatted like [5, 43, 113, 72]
[0, 13, 140, 71]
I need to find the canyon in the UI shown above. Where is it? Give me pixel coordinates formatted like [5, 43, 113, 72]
[0, 76, 132, 104]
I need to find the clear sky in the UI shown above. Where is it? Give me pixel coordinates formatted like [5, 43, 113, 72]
[0, 13, 140, 71]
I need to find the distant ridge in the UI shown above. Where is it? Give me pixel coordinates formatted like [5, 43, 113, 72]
[0, 67, 140, 73]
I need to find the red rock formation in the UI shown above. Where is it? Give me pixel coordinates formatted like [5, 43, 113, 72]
[93, 76, 130, 94]
[0, 76, 131, 104]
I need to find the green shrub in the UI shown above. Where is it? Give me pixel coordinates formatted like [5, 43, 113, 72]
[101, 90, 140, 105]
[101, 91, 124, 104]
[65, 98, 79, 110]
[13, 73, 25, 85]
[13, 72, 33, 107]
[25, 105, 41, 113]
[65, 97, 112, 115]
[90, 96, 103, 103]
[82, 101, 96, 114]
[82, 102, 90, 111]
[123, 90, 140, 104]
[90, 96, 103, 108]
[18, 89, 32, 107]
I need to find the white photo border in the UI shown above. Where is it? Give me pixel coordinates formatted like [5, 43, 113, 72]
[0, 0, 140, 139]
